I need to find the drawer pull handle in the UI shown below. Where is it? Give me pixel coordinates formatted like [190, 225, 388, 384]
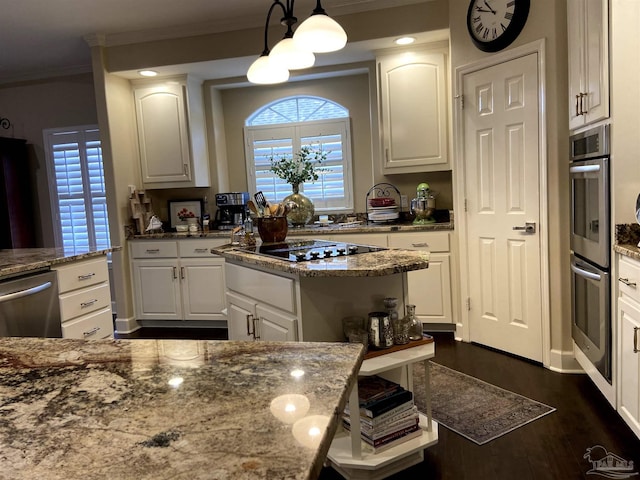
[619, 277, 637, 288]
[194, 248, 208, 253]
[172, 267, 178, 280]
[411, 243, 430, 248]
[83, 326, 101, 338]
[145, 249, 160, 254]
[253, 317, 260, 340]
[180, 267, 185, 280]
[77, 273, 95, 281]
[246, 314, 254, 337]
[80, 299, 98, 308]
[635, 327, 640, 353]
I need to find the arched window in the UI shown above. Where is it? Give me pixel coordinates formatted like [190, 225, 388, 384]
[244, 95, 353, 212]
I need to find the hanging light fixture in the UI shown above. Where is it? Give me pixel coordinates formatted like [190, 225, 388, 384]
[247, 0, 346, 85]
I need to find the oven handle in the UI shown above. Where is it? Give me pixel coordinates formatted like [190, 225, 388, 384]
[569, 164, 601, 174]
[571, 262, 601, 281]
[0, 281, 53, 304]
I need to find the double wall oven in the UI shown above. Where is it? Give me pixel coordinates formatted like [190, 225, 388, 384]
[570, 124, 611, 382]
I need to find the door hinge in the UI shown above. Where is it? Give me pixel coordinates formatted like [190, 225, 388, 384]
[466, 297, 471, 311]
[455, 94, 464, 109]
[464, 198, 468, 212]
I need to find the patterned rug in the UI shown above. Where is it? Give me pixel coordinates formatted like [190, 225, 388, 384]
[412, 362, 556, 445]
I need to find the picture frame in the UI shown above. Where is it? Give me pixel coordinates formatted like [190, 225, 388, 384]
[168, 199, 203, 229]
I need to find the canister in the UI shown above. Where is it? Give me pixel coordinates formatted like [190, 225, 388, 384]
[367, 311, 394, 349]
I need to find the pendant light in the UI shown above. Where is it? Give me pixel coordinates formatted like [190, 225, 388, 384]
[293, 0, 348, 53]
[247, 0, 346, 84]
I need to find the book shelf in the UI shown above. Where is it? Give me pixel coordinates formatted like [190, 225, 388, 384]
[326, 342, 438, 480]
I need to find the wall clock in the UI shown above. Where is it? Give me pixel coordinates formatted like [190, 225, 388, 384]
[466, 0, 530, 53]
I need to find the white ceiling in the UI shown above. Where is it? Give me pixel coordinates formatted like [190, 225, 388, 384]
[0, 0, 436, 85]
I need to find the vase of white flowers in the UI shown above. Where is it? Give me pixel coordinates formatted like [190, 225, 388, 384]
[269, 146, 327, 226]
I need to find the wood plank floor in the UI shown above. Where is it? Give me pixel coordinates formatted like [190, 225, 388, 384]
[117, 329, 640, 479]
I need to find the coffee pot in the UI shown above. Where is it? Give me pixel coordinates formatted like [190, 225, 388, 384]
[410, 182, 436, 225]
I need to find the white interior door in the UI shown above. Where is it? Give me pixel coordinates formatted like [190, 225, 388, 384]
[463, 53, 543, 362]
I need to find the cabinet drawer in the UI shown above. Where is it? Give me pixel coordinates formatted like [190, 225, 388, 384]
[178, 238, 227, 257]
[61, 307, 113, 339]
[130, 240, 178, 258]
[226, 263, 296, 314]
[619, 256, 640, 303]
[388, 231, 449, 252]
[55, 257, 109, 294]
[59, 283, 111, 321]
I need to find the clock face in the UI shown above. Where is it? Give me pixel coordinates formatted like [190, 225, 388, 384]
[467, 0, 530, 52]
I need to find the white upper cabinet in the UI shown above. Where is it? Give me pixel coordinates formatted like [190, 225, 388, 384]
[567, 0, 609, 130]
[377, 43, 449, 173]
[132, 75, 211, 188]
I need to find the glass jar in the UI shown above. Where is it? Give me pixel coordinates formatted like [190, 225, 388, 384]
[385, 297, 409, 345]
[405, 304, 423, 341]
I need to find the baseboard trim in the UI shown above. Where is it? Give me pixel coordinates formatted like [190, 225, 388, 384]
[114, 316, 141, 334]
[548, 348, 584, 374]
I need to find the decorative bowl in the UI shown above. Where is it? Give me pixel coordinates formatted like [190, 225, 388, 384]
[369, 197, 396, 207]
[256, 217, 288, 243]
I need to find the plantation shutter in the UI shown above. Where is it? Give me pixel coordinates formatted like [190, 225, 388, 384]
[46, 127, 110, 254]
[245, 119, 353, 211]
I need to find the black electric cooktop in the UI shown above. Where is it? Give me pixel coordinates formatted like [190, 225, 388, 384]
[237, 239, 387, 262]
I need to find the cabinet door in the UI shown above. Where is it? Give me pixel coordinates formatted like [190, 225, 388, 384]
[132, 259, 182, 320]
[378, 47, 448, 173]
[618, 296, 640, 438]
[134, 82, 191, 185]
[567, 0, 609, 129]
[180, 258, 226, 321]
[388, 232, 453, 324]
[256, 304, 298, 341]
[226, 291, 256, 341]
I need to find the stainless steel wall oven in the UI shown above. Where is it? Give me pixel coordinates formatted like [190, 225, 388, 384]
[569, 124, 611, 382]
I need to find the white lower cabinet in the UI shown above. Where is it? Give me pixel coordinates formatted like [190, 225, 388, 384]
[617, 254, 640, 438]
[53, 256, 114, 339]
[388, 232, 453, 324]
[130, 239, 227, 322]
[225, 263, 298, 341]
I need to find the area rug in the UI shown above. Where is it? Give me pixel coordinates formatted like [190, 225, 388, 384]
[412, 362, 556, 445]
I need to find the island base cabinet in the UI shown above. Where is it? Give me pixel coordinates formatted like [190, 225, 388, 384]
[618, 296, 640, 438]
[132, 259, 182, 320]
[226, 291, 297, 341]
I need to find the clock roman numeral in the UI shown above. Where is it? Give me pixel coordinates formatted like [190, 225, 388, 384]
[507, 0, 515, 6]
[501, 23, 507, 31]
[473, 15, 481, 23]
[505, 11, 513, 20]
[475, 23, 484, 34]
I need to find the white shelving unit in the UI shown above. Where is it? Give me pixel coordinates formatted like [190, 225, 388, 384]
[326, 342, 439, 480]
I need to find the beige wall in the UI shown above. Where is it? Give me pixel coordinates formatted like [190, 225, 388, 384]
[448, 0, 571, 356]
[0, 73, 98, 247]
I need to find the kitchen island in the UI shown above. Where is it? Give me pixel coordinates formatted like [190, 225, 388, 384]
[212, 240, 429, 342]
[0, 337, 364, 479]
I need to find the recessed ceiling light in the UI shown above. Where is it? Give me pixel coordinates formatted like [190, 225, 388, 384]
[138, 70, 158, 77]
[395, 36, 416, 46]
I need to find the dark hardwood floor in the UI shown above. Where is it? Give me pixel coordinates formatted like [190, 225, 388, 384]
[116, 328, 640, 479]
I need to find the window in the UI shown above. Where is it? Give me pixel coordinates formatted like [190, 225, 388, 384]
[43, 126, 110, 255]
[244, 96, 353, 212]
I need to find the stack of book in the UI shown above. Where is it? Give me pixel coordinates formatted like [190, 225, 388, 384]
[342, 375, 421, 453]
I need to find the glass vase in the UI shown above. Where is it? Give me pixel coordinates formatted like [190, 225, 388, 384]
[405, 304, 423, 341]
[283, 184, 314, 227]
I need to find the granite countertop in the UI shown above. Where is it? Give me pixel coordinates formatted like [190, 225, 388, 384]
[0, 246, 119, 279]
[0, 337, 364, 480]
[132, 213, 454, 241]
[615, 224, 640, 261]
[211, 243, 429, 278]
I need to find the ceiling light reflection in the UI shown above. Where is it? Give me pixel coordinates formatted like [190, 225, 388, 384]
[292, 415, 330, 449]
[270, 394, 311, 424]
[290, 369, 305, 378]
[168, 376, 184, 388]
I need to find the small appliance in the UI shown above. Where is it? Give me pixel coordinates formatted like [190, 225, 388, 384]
[214, 192, 250, 230]
[411, 183, 436, 225]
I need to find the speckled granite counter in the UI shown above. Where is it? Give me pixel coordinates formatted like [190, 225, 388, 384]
[0, 337, 364, 480]
[211, 243, 429, 278]
[615, 224, 640, 261]
[0, 247, 119, 279]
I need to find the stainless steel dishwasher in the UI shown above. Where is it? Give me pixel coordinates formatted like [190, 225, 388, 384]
[0, 269, 62, 337]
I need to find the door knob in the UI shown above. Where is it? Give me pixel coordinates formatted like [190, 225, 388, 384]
[513, 222, 536, 234]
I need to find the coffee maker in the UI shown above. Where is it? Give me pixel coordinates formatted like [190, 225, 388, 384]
[214, 192, 250, 230]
